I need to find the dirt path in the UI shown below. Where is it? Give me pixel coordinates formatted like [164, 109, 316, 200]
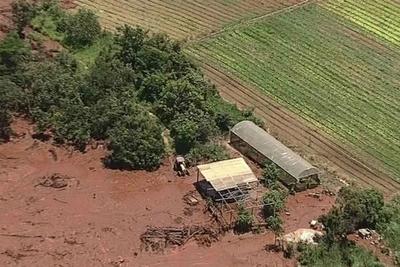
[200, 62, 400, 197]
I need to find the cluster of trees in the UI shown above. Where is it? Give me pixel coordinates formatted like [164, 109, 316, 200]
[319, 187, 384, 245]
[298, 186, 398, 266]
[0, 1, 259, 170]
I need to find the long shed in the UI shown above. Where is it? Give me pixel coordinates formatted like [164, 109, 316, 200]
[230, 121, 320, 191]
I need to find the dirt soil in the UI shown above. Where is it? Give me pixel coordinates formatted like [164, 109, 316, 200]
[0, 0, 13, 40]
[0, 118, 336, 266]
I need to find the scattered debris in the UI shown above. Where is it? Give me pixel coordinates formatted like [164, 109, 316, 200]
[358, 228, 372, 239]
[308, 192, 320, 199]
[183, 191, 199, 206]
[280, 228, 323, 254]
[310, 220, 318, 229]
[140, 225, 220, 252]
[35, 173, 76, 189]
[321, 189, 336, 196]
[48, 148, 58, 161]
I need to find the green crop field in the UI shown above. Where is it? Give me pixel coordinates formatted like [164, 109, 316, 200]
[323, 0, 400, 47]
[188, 3, 400, 179]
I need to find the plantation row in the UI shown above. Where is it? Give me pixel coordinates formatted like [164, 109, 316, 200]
[322, 0, 400, 47]
[188, 4, 400, 179]
[75, 0, 303, 40]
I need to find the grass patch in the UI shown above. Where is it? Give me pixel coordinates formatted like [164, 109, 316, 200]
[72, 33, 113, 70]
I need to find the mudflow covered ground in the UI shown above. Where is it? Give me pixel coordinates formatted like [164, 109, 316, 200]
[0, 119, 335, 266]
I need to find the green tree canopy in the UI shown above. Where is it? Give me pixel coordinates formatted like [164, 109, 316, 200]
[64, 9, 101, 48]
[106, 105, 165, 170]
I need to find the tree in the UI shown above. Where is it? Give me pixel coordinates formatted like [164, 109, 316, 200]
[64, 9, 101, 48]
[235, 205, 253, 234]
[11, 0, 35, 37]
[106, 106, 165, 170]
[155, 79, 206, 124]
[338, 187, 384, 231]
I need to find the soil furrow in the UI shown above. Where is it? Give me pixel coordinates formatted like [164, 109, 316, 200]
[201, 62, 400, 196]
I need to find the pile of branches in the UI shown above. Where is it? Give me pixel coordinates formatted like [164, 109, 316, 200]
[36, 173, 71, 189]
[140, 225, 220, 252]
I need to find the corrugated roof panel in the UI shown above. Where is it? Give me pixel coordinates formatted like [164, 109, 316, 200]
[197, 158, 258, 191]
[231, 121, 319, 180]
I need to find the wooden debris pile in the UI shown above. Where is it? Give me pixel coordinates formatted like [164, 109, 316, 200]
[140, 225, 220, 252]
[35, 173, 79, 189]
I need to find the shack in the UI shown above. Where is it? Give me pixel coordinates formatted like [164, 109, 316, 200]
[230, 121, 320, 191]
[196, 158, 258, 203]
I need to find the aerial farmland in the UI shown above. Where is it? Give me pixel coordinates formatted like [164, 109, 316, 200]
[1, 0, 400, 266]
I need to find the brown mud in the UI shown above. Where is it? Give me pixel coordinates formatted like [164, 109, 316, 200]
[0, 118, 336, 266]
[0, 0, 13, 40]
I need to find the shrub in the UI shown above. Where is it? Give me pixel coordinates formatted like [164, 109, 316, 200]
[11, 0, 36, 37]
[263, 189, 287, 218]
[64, 9, 101, 48]
[235, 205, 253, 233]
[298, 241, 383, 267]
[262, 162, 280, 188]
[186, 143, 229, 166]
[0, 31, 30, 70]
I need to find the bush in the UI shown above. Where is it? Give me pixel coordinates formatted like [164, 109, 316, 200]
[0, 31, 30, 70]
[186, 143, 229, 166]
[64, 9, 101, 48]
[11, 0, 36, 37]
[235, 205, 253, 233]
[298, 241, 383, 267]
[262, 162, 280, 188]
[263, 189, 287, 218]
[338, 187, 384, 231]
[106, 108, 165, 170]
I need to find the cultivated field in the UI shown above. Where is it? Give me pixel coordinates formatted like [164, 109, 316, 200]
[74, 0, 304, 39]
[323, 0, 400, 47]
[188, 3, 400, 183]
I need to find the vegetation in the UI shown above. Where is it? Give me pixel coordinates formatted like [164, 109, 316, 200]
[262, 189, 287, 218]
[262, 162, 280, 188]
[0, 1, 259, 170]
[298, 241, 383, 267]
[189, 3, 400, 178]
[73, 0, 298, 39]
[11, 0, 36, 37]
[319, 187, 384, 245]
[235, 204, 253, 233]
[377, 196, 400, 263]
[296, 187, 386, 266]
[323, 0, 400, 47]
[64, 9, 102, 48]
